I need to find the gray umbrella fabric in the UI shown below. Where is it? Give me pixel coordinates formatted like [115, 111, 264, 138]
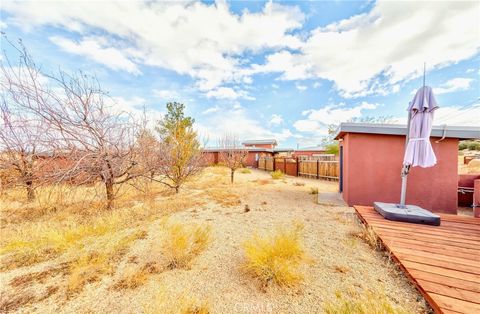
[403, 86, 439, 168]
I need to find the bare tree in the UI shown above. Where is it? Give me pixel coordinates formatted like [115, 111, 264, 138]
[0, 42, 57, 201]
[0, 102, 51, 201]
[154, 102, 203, 193]
[218, 134, 248, 183]
[1, 39, 147, 209]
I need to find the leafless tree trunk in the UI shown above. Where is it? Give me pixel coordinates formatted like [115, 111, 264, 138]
[218, 134, 248, 184]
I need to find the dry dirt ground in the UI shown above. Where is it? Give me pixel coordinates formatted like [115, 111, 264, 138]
[0, 167, 429, 313]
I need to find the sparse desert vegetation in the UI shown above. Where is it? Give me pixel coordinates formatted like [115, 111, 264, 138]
[0, 167, 428, 313]
[270, 170, 284, 180]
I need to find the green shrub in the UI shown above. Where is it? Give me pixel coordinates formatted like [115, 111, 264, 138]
[459, 141, 480, 151]
[270, 170, 284, 180]
[240, 168, 251, 174]
[468, 141, 480, 151]
[309, 187, 319, 195]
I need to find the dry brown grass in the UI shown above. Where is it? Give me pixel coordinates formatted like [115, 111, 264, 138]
[203, 188, 241, 207]
[255, 178, 272, 185]
[243, 222, 310, 289]
[324, 290, 410, 314]
[350, 225, 382, 251]
[113, 265, 149, 290]
[144, 289, 210, 314]
[0, 183, 197, 271]
[67, 252, 113, 294]
[160, 220, 212, 269]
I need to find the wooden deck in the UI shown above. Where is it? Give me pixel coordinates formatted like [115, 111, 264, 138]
[354, 206, 480, 314]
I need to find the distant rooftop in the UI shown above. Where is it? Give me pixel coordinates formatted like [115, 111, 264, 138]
[334, 123, 480, 140]
[296, 145, 326, 151]
[242, 139, 277, 145]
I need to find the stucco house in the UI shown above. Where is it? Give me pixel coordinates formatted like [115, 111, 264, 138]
[334, 123, 480, 214]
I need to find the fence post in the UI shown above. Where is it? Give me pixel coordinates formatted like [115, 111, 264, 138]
[273, 158, 276, 171]
[316, 159, 320, 179]
[296, 157, 299, 177]
[284, 158, 287, 174]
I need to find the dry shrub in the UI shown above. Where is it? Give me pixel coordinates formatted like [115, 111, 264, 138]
[240, 168, 251, 174]
[67, 252, 113, 293]
[293, 181, 305, 186]
[352, 226, 382, 251]
[324, 290, 410, 314]
[243, 222, 310, 288]
[161, 221, 212, 269]
[144, 289, 209, 314]
[270, 170, 284, 180]
[204, 188, 240, 207]
[309, 187, 319, 195]
[114, 265, 149, 290]
[66, 230, 145, 294]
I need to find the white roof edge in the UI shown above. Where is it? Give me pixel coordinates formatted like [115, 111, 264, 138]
[334, 123, 480, 140]
[242, 139, 277, 144]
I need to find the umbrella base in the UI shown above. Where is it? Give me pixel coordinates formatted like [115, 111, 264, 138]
[373, 202, 441, 226]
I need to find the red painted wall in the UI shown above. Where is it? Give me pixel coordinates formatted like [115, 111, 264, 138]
[340, 133, 458, 214]
[244, 143, 275, 149]
[245, 152, 273, 167]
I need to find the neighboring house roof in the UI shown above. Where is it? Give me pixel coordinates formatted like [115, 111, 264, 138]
[334, 123, 480, 140]
[203, 146, 272, 152]
[242, 139, 277, 145]
[295, 145, 326, 152]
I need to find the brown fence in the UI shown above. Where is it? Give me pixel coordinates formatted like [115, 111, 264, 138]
[257, 155, 339, 180]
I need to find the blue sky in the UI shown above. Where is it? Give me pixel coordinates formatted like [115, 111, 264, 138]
[1, 0, 478, 147]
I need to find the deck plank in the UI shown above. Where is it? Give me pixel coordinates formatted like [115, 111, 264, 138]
[354, 206, 480, 314]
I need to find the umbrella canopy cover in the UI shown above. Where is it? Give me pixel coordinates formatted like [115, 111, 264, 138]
[403, 86, 439, 168]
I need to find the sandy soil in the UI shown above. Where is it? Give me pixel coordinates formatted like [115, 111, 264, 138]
[0, 167, 429, 313]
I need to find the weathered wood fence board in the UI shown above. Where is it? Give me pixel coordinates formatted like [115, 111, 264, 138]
[257, 156, 339, 180]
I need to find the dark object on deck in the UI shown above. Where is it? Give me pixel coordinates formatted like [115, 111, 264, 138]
[244, 204, 250, 213]
[373, 202, 441, 226]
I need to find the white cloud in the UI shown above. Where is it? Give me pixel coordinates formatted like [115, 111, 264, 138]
[466, 68, 475, 73]
[293, 102, 378, 133]
[202, 105, 220, 115]
[195, 106, 293, 145]
[433, 78, 473, 95]
[258, 1, 479, 97]
[295, 83, 307, 91]
[206, 87, 254, 100]
[50, 36, 141, 75]
[153, 89, 181, 100]
[271, 83, 279, 89]
[434, 103, 480, 126]
[5, 1, 304, 93]
[313, 82, 321, 88]
[269, 114, 283, 126]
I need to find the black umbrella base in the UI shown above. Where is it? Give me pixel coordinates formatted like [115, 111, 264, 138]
[373, 202, 441, 226]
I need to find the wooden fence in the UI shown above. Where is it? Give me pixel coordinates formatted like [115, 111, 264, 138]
[257, 155, 339, 180]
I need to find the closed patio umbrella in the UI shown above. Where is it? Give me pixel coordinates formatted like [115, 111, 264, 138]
[374, 82, 441, 226]
[403, 86, 439, 168]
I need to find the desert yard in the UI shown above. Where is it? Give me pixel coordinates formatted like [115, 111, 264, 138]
[0, 167, 429, 313]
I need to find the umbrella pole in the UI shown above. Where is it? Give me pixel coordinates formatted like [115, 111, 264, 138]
[400, 63, 425, 208]
[399, 110, 412, 208]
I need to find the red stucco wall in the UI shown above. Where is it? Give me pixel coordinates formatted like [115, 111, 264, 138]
[340, 133, 458, 214]
[244, 143, 275, 149]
